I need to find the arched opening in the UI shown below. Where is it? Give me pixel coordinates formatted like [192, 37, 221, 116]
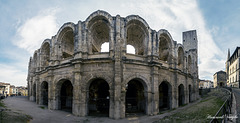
[159, 81, 172, 111]
[178, 47, 184, 70]
[159, 34, 171, 62]
[33, 83, 36, 102]
[88, 79, 110, 117]
[188, 85, 191, 103]
[126, 20, 148, 55]
[33, 53, 38, 71]
[126, 79, 146, 115]
[59, 27, 74, 59]
[127, 45, 135, 54]
[188, 55, 192, 73]
[58, 80, 73, 112]
[41, 81, 48, 106]
[41, 42, 50, 68]
[219, 82, 224, 87]
[178, 84, 185, 106]
[88, 16, 110, 53]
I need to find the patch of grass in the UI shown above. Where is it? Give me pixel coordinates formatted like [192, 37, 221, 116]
[154, 89, 228, 123]
[0, 100, 32, 122]
[39, 106, 45, 109]
[0, 100, 6, 108]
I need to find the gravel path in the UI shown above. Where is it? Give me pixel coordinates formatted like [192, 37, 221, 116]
[233, 88, 240, 123]
[3, 96, 202, 123]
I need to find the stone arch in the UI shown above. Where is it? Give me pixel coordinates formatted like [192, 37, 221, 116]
[33, 82, 36, 102]
[188, 84, 192, 103]
[33, 51, 38, 70]
[40, 81, 48, 106]
[87, 15, 111, 53]
[87, 78, 110, 117]
[177, 46, 184, 70]
[84, 74, 112, 89]
[40, 40, 51, 68]
[85, 10, 113, 53]
[56, 79, 73, 112]
[178, 84, 185, 106]
[125, 15, 149, 55]
[123, 75, 149, 91]
[56, 23, 75, 59]
[159, 81, 172, 111]
[157, 29, 174, 63]
[125, 78, 148, 114]
[188, 55, 192, 73]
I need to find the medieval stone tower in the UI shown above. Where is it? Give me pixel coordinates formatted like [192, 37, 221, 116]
[27, 10, 199, 119]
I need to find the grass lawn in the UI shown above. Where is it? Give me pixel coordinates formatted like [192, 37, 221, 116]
[154, 89, 229, 123]
[0, 99, 32, 123]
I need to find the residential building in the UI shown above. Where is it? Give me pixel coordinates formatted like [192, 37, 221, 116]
[226, 47, 240, 87]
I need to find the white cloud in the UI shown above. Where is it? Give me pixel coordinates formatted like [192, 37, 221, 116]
[13, 8, 59, 54]
[0, 64, 27, 86]
[103, 0, 224, 80]
[12, 0, 224, 81]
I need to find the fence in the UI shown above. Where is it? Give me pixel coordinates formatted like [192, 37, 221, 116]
[209, 87, 233, 123]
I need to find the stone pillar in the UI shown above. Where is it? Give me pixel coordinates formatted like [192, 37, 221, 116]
[150, 65, 159, 115]
[72, 70, 81, 116]
[111, 15, 124, 119]
[74, 21, 82, 59]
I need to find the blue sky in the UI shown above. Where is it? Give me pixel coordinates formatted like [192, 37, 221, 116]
[0, 0, 239, 86]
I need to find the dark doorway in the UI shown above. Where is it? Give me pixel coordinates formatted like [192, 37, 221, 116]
[33, 83, 36, 102]
[88, 79, 110, 117]
[41, 81, 48, 106]
[159, 82, 171, 111]
[178, 84, 185, 106]
[189, 85, 191, 103]
[126, 79, 145, 114]
[60, 80, 73, 112]
[220, 82, 223, 87]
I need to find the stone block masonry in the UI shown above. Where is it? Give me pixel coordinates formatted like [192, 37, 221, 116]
[27, 10, 199, 119]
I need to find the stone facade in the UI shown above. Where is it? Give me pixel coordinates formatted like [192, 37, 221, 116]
[226, 47, 240, 87]
[27, 10, 199, 119]
[213, 71, 227, 88]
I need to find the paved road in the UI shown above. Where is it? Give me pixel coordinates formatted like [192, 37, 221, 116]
[233, 88, 240, 123]
[3, 96, 202, 123]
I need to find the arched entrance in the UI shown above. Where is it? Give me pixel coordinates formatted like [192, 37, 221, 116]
[125, 79, 146, 115]
[189, 85, 191, 103]
[159, 81, 171, 111]
[219, 82, 224, 87]
[58, 80, 73, 112]
[33, 83, 36, 102]
[41, 81, 48, 106]
[178, 84, 185, 106]
[88, 79, 110, 117]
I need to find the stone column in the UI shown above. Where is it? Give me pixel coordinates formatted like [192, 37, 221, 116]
[150, 65, 159, 115]
[36, 76, 40, 104]
[72, 69, 81, 116]
[111, 15, 124, 119]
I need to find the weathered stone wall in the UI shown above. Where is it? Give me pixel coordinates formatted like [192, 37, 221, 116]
[27, 10, 199, 119]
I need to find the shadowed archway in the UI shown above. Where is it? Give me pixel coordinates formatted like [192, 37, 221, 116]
[88, 78, 110, 117]
[178, 84, 185, 106]
[41, 81, 48, 106]
[159, 81, 172, 111]
[125, 79, 146, 115]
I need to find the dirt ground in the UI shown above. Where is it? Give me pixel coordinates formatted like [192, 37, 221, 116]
[2, 96, 207, 123]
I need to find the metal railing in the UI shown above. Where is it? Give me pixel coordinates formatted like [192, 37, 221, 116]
[210, 87, 233, 123]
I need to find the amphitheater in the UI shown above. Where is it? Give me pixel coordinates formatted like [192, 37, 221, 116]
[27, 10, 199, 119]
